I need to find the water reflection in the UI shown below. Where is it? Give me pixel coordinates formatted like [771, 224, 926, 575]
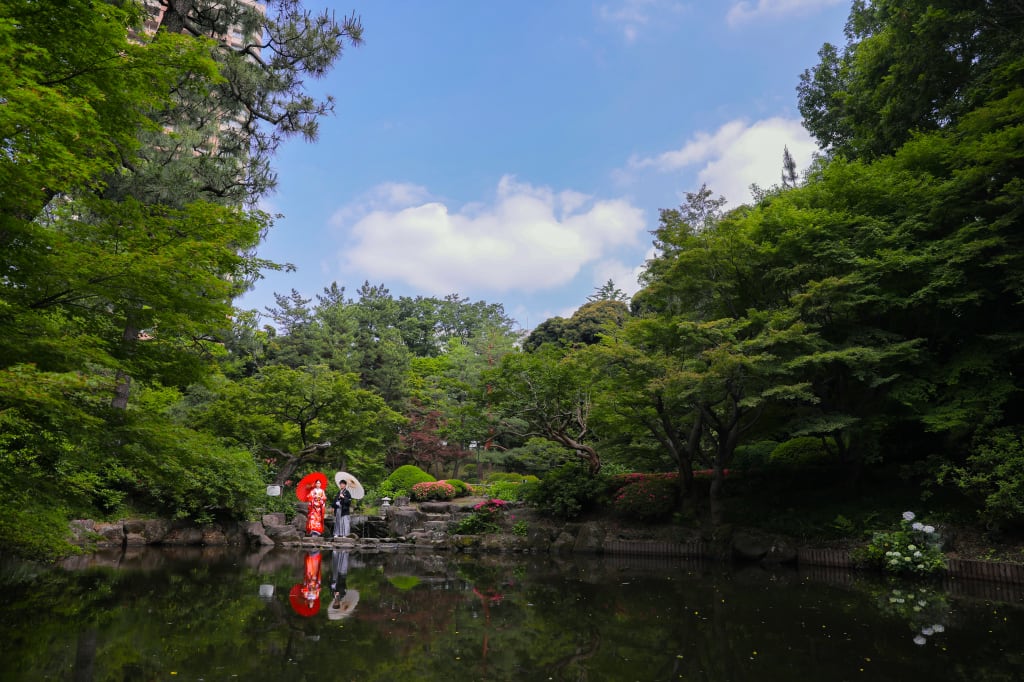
[327, 550, 359, 620]
[289, 550, 323, 617]
[0, 548, 1022, 681]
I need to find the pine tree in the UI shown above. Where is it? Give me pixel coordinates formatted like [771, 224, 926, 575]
[781, 145, 798, 189]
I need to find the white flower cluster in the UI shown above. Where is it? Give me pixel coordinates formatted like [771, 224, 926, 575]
[871, 511, 946, 575]
[913, 623, 946, 646]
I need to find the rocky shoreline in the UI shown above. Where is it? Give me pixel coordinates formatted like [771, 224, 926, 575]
[65, 498, 1024, 585]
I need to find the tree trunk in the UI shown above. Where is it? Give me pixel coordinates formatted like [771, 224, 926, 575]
[111, 312, 140, 410]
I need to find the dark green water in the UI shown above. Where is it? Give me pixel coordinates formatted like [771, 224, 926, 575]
[1, 546, 1022, 681]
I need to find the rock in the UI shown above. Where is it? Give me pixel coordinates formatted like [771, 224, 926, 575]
[386, 507, 424, 537]
[123, 519, 171, 546]
[264, 524, 302, 542]
[262, 512, 287, 527]
[551, 530, 577, 554]
[420, 501, 455, 514]
[732, 530, 769, 562]
[573, 522, 605, 554]
[92, 521, 125, 548]
[162, 526, 204, 545]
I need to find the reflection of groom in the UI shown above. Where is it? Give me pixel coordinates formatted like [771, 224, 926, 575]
[330, 549, 350, 606]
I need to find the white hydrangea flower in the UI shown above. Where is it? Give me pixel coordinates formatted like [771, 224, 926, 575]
[913, 635, 927, 645]
[903, 511, 916, 521]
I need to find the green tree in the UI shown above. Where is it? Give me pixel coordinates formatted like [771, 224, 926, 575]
[797, 0, 1024, 160]
[487, 346, 603, 474]
[587, 278, 630, 303]
[523, 300, 629, 351]
[194, 365, 403, 486]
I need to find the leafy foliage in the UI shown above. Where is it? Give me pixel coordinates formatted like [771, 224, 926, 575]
[940, 428, 1024, 530]
[523, 463, 608, 520]
[855, 511, 947, 576]
[610, 473, 679, 521]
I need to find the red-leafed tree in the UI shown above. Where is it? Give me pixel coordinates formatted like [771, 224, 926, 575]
[398, 400, 469, 477]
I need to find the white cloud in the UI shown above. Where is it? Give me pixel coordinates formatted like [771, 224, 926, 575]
[336, 176, 647, 296]
[627, 116, 820, 206]
[726, 0, 844, 27]
[597, 0, 689, 43]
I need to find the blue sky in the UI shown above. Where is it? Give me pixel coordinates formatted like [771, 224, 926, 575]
[237, 0, 850, 331]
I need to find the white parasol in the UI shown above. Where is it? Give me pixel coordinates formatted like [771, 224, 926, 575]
[327, 589, 360, 620]
[334, 471, 365, 499]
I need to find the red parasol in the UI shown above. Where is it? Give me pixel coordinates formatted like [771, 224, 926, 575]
[295, 471, 328, 501]
[289, 583, 320, 617]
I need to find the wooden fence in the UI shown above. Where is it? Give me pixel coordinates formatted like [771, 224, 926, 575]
[602, 542, 1024, 586]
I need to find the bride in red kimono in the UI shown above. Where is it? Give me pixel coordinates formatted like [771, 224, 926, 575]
[305, 479, 327, 537]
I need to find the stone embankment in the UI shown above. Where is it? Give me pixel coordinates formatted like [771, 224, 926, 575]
[67, 499, 1024, 586]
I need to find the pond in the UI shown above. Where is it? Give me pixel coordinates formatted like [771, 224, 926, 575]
[1, 546, 1022, 681]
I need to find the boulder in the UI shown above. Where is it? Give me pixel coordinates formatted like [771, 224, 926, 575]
[262, 512, 287, 527]
[123, 519, 171, 546]
[573, 522, 605, 554]
[386, 507, 424, 537]
[92, 521, 125, 548]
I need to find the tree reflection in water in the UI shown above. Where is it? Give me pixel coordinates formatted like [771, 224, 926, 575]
[0, 548, 1022, 681]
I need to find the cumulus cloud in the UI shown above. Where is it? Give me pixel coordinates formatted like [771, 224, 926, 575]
[335, 176, 646, 296]
[627, 117, 819, 206]
[726, 0, 844, 27]
[597, 0, 689, 43]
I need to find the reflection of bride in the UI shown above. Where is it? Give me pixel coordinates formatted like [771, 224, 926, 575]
[303, 551, 322, 607]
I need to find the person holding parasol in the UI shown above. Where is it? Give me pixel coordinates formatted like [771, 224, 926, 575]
[298, 472, 328, 537]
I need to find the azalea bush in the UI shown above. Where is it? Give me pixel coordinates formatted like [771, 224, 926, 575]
[452, 498, 508, 534]
[856, 511, 947, 576]
[610, 473, 679, 521]
[410, 480, 456, 501]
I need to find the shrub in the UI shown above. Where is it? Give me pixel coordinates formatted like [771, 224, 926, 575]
[488, 480, 522, 502]
[523, 463, 607, 520]
[452, 498, 509, 534]
[610, 474, 679, 521]
[411, 480, 456, 501]
[854, 511, 947, 576]
[442, 479, 470, 497]
[769, 437, 831, 467]
[940, 428, 1024, 530]
[732, 440, 778, 469]
[384, 465, 435, 497]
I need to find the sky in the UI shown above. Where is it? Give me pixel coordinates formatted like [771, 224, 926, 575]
[237, 0, 851, 331]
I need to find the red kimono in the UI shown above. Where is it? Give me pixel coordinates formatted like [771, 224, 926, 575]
[305, 484, 327, 536]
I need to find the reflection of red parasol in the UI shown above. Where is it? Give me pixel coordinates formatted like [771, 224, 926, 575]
[289, 584, 320, 617]
[334, 471, 365, 499]
[296, 471, 328, 501]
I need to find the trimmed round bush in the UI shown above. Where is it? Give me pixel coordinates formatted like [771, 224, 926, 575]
[732, 440, 778, 469]
[442, 479, 470, 497]
[384, 465, 436, 497]
[769, 437, 831, 467]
